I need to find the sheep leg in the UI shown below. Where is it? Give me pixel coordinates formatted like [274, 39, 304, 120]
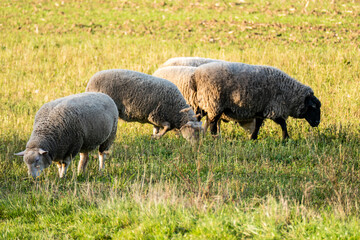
[250, 118, 264, 140]
[58, 157, 71, 178]
[99, 151, 106, 170]
[96, 128, 117, 171]
[57, 162, 62, 177]
[273, 118, 289, 140]
[152, 122, 170, 139]
[217, 120, 222, 138]
[202, 115, 209, 136]
[77, 152, 89, 175]
[209, 114, 222, 136]
[153, 126, 160, 135]
[199, 109, 208, 135]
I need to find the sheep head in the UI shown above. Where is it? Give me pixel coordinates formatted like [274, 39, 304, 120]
[180, 121, 204, 145]
[300, 95, 321, 127]
[15, 148, 51, 179]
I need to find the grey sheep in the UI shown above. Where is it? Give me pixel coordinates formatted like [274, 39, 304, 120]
[189, 61, 321, 139]
[15, 92, 118, 178]
[153, 65, 255, 136]
[160, 57, 225, 68]
[85, 69, 203, 144]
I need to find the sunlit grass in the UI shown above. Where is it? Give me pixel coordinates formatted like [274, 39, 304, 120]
[1, 0, 360, 238]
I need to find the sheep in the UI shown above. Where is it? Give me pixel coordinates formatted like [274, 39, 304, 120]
[15, 92, 118, 179]
[85, 69, 203, 144]
[153, 65, 255, 136]
[189, 61, 321, 140]
[160, 57, 225, 68]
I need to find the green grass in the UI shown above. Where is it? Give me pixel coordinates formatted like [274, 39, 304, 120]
[1, 0, 360, 238]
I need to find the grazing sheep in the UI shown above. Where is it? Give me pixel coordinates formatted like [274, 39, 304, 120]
[15, 92, 118, 179]
[153, 65, 255, 135]
[160, 57, 225, 68]
[85, 69, 203, 144]
[190, 61, 321, 139]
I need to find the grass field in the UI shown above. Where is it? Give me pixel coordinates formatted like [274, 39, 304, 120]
[1, 0, 360, 238]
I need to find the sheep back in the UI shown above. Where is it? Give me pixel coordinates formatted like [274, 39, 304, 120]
[86, 69, 196, 130]
[193, 62, 314, 121]
[160, 57, 225, 68]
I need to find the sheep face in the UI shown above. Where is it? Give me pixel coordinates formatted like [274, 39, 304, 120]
[180, 121, 204, 145]
[15, 148, 51, 179]
[301, 95, 321, 127]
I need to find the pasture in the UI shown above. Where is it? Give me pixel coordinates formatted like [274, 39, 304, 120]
[1, 0, 360, 238]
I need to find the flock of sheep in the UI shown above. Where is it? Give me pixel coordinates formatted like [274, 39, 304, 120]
[15, 57, 322, 179]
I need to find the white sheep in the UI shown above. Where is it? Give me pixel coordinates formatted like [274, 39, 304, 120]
[190, 61, 321, 139]
[15, 92, 118, 178]
[85, 69, 203, 144]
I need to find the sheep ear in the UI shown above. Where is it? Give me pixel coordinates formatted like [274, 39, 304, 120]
[15, 150, 26, 156]
[38, 149, 48, 155]
[180, 107, 192, 113]
[194, 113, 201, 118]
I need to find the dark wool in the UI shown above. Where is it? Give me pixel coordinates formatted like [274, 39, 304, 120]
[192, 62, 315, 122]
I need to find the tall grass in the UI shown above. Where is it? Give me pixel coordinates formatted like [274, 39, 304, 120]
[1, 0, 360, 238]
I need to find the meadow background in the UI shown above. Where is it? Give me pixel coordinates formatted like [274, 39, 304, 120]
[1, 0, 360, 238]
